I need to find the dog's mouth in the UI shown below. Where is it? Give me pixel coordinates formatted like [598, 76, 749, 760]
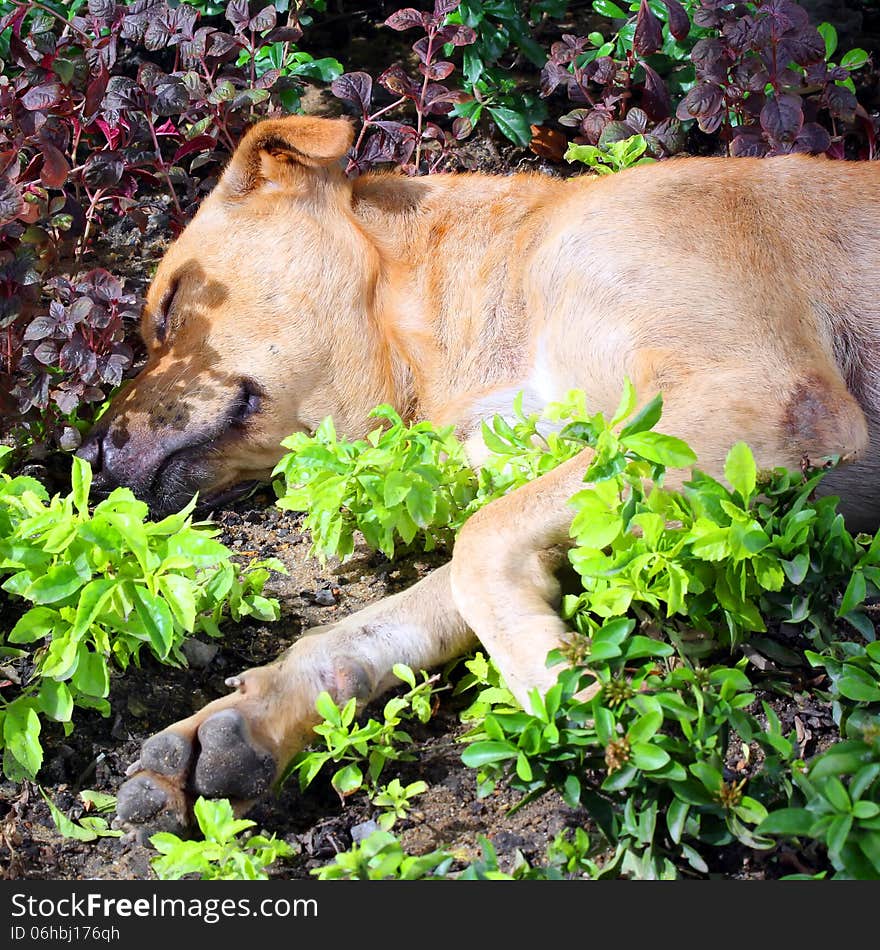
[198, 479, 261, 511]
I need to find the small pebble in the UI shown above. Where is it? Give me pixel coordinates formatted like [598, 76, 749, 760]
[351, 820, 380, 843]
[182, 639, 220, 669]
[314, 588, 337, 606]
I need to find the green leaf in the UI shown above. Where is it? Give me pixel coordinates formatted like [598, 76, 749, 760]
[823, 776, 852, 814]
[38, 680, 73, 722]
[158, 574, 197, 633]
[487, 106, 531, 147]
[631, 742, 670, 771]
[461, 741, 518, 768]
[619, 394, 663, 439]
[133, 585, 175, 658]
[840, 48, 869, 70]
[9, 607, 59, 644]
[383, 471, 411, 508]
[627, 709, 663, 744]
[3, 703, 42, 779]
[166, 532, 230, 568]
[40, 788, 98, 842]
[610, 377, 637, 426]
[817, 22, 837, 59]
[620, 431, 696, 468]
[758, 808, 814, 837]
[838, 571, 867, 617]
[332, 763, 364, 798]
[667, 798, 689, 844]
[406, 480, 437, 527]
[71, 578, 115, 638]
[71, 456, 92, 516]
[592, 0, 628, 17]
[72, 646, 109, 699]
[837, 675, 880, 703]
[26, 563, 85, 605]
[724, 442, 757, 501]
[827, 813, 853, 856]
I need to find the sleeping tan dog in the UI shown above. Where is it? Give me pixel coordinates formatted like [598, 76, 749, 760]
[78, 115, 880, 831]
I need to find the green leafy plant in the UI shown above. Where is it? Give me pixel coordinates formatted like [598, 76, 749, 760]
[0, 450, 282, 781]
[370, 778, 429, 830]
[41, 787, 122, 842]
[273, 391, 597, 563]
[449, 382, 880, 877]
[759, 730, 880, 880]
[150, 797, 295, 880]
[565, 133, 655, 174]
[285, 664, 439, 801]
[311, 828, 455, 880]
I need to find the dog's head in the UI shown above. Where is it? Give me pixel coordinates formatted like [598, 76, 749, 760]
[78, 116, 391, 514]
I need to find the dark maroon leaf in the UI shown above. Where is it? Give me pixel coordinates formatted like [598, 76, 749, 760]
[591, 57, 616, 85]
[661, 0, 690, 41]
[249, 4, 276, 32]
[39, 143, 70, 189]
[83, 152, 125, 189]
[33, 340, 60, 366]
[207, 32, 243, 57]
[59, 336, 91, 373]
[540, 61, 568, 98]
[433, 0, 461, 16]
[793, 122, 831, 154]
[53, 387, 82, 415]
[266, 25, 303, 44]
[144, 16, 175, 52]
[88, 0, 117, 19]
[84, 69, 110, 118]
[378, 65, 420, 100]
[633, 0, 663, 57]
[787, 26, 826, 66]
[226, 0, 250, 34]
[69, 297, 95, 324]
[0, 177, 23, 224]
[331, 72, 373, 115]
[384, 8, 426, 31]
[21, 82, 64, 111]
[451, 116, 472, 139]
[826, 84, 858, 122]
[102, 76, 147, 112]
[599, 121, 639, 146]
[675, 82, 723, 121]
[419, 61, 455, 81]
[760, 93, 803, 143]
[640, 62, 671, 119]
[23, 315, 57, 341]
[730, 127, 769, 157]
[155, 78, 191, 116]
[434, 24, 475, 46]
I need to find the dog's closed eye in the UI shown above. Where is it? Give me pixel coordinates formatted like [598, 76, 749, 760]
[154, 280, 179, 344]
[230, 378, 262, 426]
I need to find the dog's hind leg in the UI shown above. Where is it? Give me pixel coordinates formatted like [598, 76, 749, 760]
[115, 562, 475, 835]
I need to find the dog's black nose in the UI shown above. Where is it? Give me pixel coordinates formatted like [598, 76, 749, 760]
[75, 427, 115, 497]
[76, 430, 101, 469]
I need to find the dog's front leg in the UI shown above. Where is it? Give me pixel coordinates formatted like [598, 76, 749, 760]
[450, 449, 599, 707]
[116, 562, 475, 835]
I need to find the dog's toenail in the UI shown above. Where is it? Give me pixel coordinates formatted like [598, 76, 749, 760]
[124, 759, 142, 777]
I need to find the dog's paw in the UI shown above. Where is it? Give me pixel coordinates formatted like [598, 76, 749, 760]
[116, 692, 279, 840]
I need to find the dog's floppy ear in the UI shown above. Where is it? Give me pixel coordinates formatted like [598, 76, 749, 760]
[220, 115, 353, 196]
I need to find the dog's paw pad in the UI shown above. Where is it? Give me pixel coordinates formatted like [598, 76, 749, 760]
[140, 730, 194, 778]
[193, 709, 276, 800]
[116, 773, 189, 836]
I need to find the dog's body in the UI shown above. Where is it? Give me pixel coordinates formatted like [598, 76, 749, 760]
[84, 116, 880, 830]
